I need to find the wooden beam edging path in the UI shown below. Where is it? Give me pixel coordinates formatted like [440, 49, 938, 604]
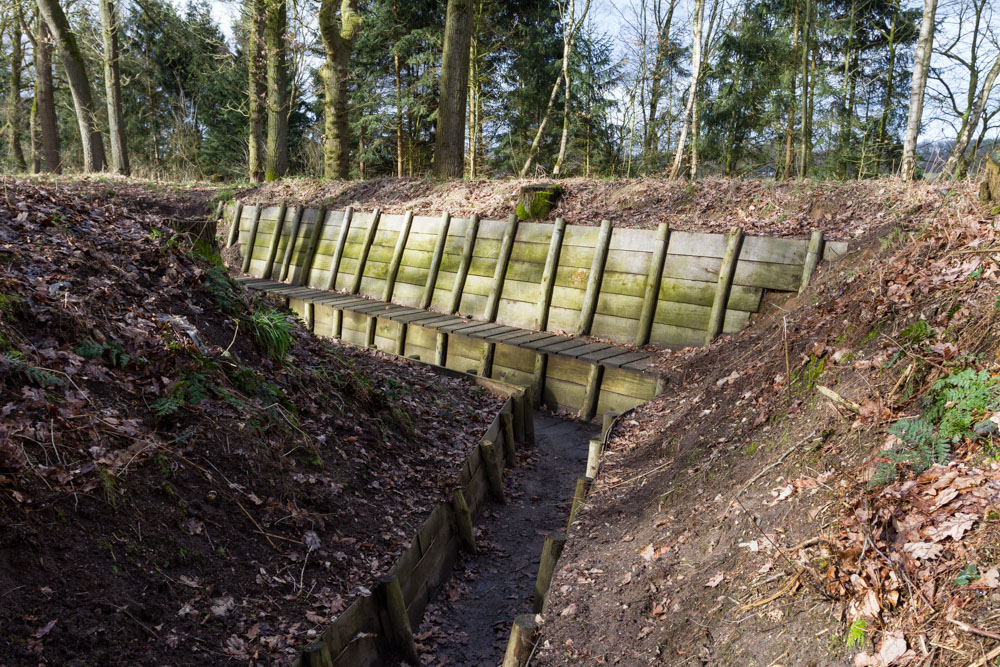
[262, 202, 288, 279]
[324, 206, 354, 291]
[577, 218, 613, 336]
[502, 614, 539, 667]
[448, 213, 480, 314]
[240, 204, 263, 274]
[705, 226, 743, 345]
[291, 378, 531, 667]
[225, 201, 243, 247]
[537, 217, 566, 331]
[383, 210, 414, 301]
[421, 212, 451, 309]
[798, 229, 824, 295]
[351, 208, 382, 294]
[277, 205, 305, 282]
[296, 207, 327, 287]
[636, 223, 669, 346]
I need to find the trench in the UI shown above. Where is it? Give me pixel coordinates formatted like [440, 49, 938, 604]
[405, 412, 598, 665]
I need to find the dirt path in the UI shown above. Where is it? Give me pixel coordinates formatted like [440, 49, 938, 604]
[409, 413, 599, 666]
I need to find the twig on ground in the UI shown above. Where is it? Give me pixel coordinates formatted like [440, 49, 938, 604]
[731, 430, 817, 500]
[237, 499, 278, 550]
[947, 615, 1000, 641]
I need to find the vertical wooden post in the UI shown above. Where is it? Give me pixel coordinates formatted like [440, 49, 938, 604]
[480, 441, 506, 503]
[214, 200, 224, 221]
[297, 207, 327, 287]
[375, 574, 420, 665]
[532, 353, 547, 410]
[395, 323, 407, 355]
[522, 386, 536, 445]
[225, 201, 243, 247]
[511, 389, 526, 444]
[304, 302, 315, 332]
[435, 331, 447, 366]
[705, 226, 743, 345]
[263, 202, 288, 279]
[586, 438, 603, 478]
[421, 212, 451, 309]
[501, 614, 539, 667]
[581, 363, 603, 422]
[365, 316, 377, 348]
[352, 209, 382, 294]
[302, 640, 334, 667]
[567, 476, 593, 528]
[533, 532, 567, 613]
[452, 488, 477, 553]
[448, 213, 480, 314]
[478, 342, 495, 378]
[636, 223, 669, 346]
[332, 309, 343, 338]
[240, 205, 263, 274]
[655, 375, 667, 396]
[602, 413, 617, 441]
[536, 217, 566, 331]
[278, 205, 305, 282]
[384, 210, 414, 302]
[324, 207, 354, 291]
[576, 219, 613, 336]
[501, 411, 517, 465]
[483, 214, 519, 322]
[798, 229, 824, 294]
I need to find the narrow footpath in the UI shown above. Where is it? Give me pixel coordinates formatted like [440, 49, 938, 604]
[406, 413, 599, 665]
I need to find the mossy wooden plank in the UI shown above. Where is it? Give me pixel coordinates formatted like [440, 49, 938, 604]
[436, 254, 463, 275]
[365, 244, 395, 265]
[251, 242, 273, 261]
[444, 351, 481, 374]
[358, 279, 387, 300]
[393, 536, 423, 602]
[509, 241, 551, 264]
[248, 258, 268, 277]
[409, 534, 460, 628]
[733, 260, 801, 291]
[410, 215, 443, 234]
[546, 307, 580, 335]
[553, 266, 592, 292]
[288, 298, 308, 322]
[444, 333, 481, 359]
[429, 276, 456, 312]
[495, 299, 539, 330]
[499, 278, 541, 303]
[339, 241, 364, 261]
[391, 281, 424, 307]
[256, 218, 278, 235]
[504, 260, 546, 284]
[490, 365, 534, 387]
[468, 256, 499, 278]
[313, 304, 339, 337]
[334, 257, 359, 291]
[457, 293, 488, 319]
[604, 249, 652, 277]
[595, 291, 644, 319]
[399, 249, 434, 272]
[494, 343, 537, 373]
[649, 322, 709, 348]
[376, 213, 405, 233]
[740, 235, 809, 265]
[400, 232, 440, 254]
[417, 504, 449, 555]
[471, 238, 502, 260]
[549, 284, 586, 309]
[600, 367, 659, 398]
[609, 227, 658, 252]
[597, 270, 648, 298]
[513, 221, 556, 244]
[561, 225, 601, 247]
[402, 342, 435, 362]
[320, 594, 379, 656]
[405, 324, 437, 349]
[396, 264, 430, 290]
[590, 313, 639, 342]
[661, 253, 723, 282]
[546, 355, 590, 386]
[668, 231, 728, 257]
[595, 390, 647, 418]
[473, 219, 508, 240]
[543, 376, 587, 411]
[659, 278, 763, 311]
[460, 274, 493, 297]
[556, 245, 597, 269]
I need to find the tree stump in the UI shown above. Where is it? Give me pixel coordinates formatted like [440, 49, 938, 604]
[981, 150, 1000, 205]
[516, 183, 562, 220]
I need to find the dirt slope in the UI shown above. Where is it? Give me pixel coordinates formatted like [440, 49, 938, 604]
[0, 177, 501, 664]
[534, 182, 1000, 666]
[235, 177, 923, 240]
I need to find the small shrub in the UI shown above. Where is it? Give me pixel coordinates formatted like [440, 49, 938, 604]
[247, 308, 294, 361]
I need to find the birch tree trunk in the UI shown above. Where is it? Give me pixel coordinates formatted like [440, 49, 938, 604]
[264, 0, 289, 180]
[99, 0, 129, 175]
[797, 0, 811, 177]
[37, 0, 106, 172]
[319, 0, 362, 179]
[518, 72, 562, 178]
[552, 0, 592, 177]
[433, 0, 474, 178]
[668, 0, 704, 180]
[248, 0, 266, 182]
[940, 51, 1000, 180]
[644, 0, 678, 166]
[900, 0, 938, 181]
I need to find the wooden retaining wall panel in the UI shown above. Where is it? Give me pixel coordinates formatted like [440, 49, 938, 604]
[374, 318, 403, 353]
[284, 212, 320, 284]
[288, 298, 308, 323]
[650, 322, 708, 348]
[740, 235, 809, 265]
[402, 323, 437, 362]
[357, 217, 403, 298]
[306, 210, 346, 288]
[443, 334, 481, 374]
[600, 367, 659, 401]
[333, 211, 376, 292]
[661, 254, 722, 283]
[659, 278, 763, 312]
[495, 294, 540, 330]
[490, 343, 536, 387]
[595, 390, 647, 418]
[652, 300, 751, 333]
[330, 635, 381, 667]
[590, 312, 639, 342]
[321, 594, 380, 661]
[341, 310, 368, 346]
[237, 206, 256, 247]
[543, 355, 589, 410]
[733, 259, 802, 291]
[824, 241, 849, 260]
[428, 217, 473, 311]
[313, 303, 338, 338]
[668, 231, 728, 258]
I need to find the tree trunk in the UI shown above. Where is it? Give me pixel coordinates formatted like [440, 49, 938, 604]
[319, 0, 362, 179]
[519, 72, 563, 178]
[645, 0, 677, 167]
[900, 0, 938, 181]
[248, 0, 266, 182]
[781, 0, 799, 179]
[433, 0, 474, 178]
[264, 0, 289, 180]
[941, 51, 1000, 180]
[37, 0, 106, 172]
[668, 0, 704, 179]
[7, 1, 27, 171]
[875, 0, 900, 173]
[394, 50, 403, 177]
[797, 0, 810, 177]
[552, 0, 592, 177]
[99, 0, 129, 175]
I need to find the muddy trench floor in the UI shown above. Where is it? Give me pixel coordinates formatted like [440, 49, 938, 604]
[404, 413, 598, 666]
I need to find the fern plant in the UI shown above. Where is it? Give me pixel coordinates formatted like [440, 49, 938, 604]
[247, 308, 293, 361]
[74, 340, 131, 368]
[2, 352, 63, 387]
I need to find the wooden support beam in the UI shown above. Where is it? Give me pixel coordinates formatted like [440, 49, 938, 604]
[225, 201, 243, 247]
[480, 440, 505, 503]
[435, 331, 447, 366]
[352, 208, 382, 294]
[478, 341, 495, 378]
[798, 229, 824, 294]
[522, 386, 536, 445]
[365, 316, 376, 348]
[302, 640, 334, 667]
[384, 210, 414, 302]
[214, 200, 224, 221]
[304, 302, 315, 331]
[324, 207, 354, 291]
[452, 488, 477, 553]
[421, 212, 451, 309]
[395, 323, 407, 356]
[501, 614, 539, 667]
[581, 363, 603, 422]
[636, 223, 669, 346]
[586, 438, 603, 478]
[263, 202, 288, 279]
[240, 205, 263, 274]
[483, 214, 519, 322]
[567, 476, 593, 529]
[511, 389, 526, 444]
[448, 213, 480, 314]
[501, 411, 517, 465]
[375, 574, 420, 665]
[705, 226, 743, 345]
[533, 532, 567, 613]
[332, 309, 343, 338]
[297, 207, 327, 287]
[576, 218, 613, 336]
[537, 217, 566, 331]
[278, 205, 305, 282]
[532, 353, 547, 408]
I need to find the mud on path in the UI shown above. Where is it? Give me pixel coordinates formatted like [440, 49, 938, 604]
[407, 414, 599, 666]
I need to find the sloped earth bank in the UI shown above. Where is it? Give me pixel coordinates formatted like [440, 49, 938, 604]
[411, 414, 597, 665]
[0, 177, 502, 664]
[237, 177, 918, 239]
[534, 183, 1000, 666]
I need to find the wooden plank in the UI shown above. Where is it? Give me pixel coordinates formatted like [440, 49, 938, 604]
[536, 217, 565, 331]
[514, 333, 565, 349]
[598, 351, 649, 368]
[579, 346, 633, 363]
[590, 313, 639, 343]
[241, 205, 263, 274]
[495, 298, 540, 330]
[636, 223, 669, 346]
[740, 235, 809, 265]
[706, 227, 743, 344]
[538, 338, 591, 354]
[351, 209, 382, 294]
[732, 259, 802, 291]
[609, 226, 658, 252]
[556, 342, 617, 359]
[384, 211, 414, 301]
[324, 207, 354, 290]
[278, 205, 305, 282]
[600, 366, 659, 397]
[448, 214, 480, 314]
[296, 208, 328, 287]
[483, 215, 519, 322]
[823, 240, 849, 260]
[263, 203, 289, 279]
[577, 219, 613, 336]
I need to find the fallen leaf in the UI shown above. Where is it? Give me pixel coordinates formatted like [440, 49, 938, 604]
[902, 542, 943, 560]
[705, 572, 725, 588]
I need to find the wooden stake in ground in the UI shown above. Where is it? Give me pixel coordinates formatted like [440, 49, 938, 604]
[533, 532, 567, 613]
[502, 614, 539, 667]
[376, 574, 420, 664]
